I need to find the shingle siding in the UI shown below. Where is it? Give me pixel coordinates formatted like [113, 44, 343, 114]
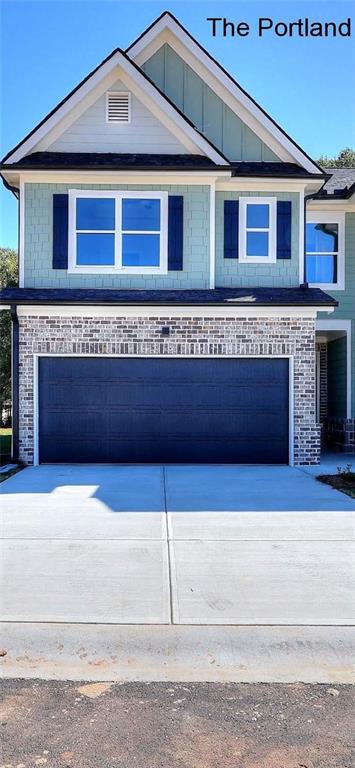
[24, 182, 211, 290]
[215, 191, 300, 287]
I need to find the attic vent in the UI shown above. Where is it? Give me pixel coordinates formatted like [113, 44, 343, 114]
[106, 91, 131, 123]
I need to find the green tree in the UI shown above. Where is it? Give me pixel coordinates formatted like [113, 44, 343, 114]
[317, 147, 355, 168]
[0, 247, 18, 424]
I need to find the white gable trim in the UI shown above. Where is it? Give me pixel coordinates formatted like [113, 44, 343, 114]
[4, 51, 227, 166]
[128, 14, 322, 174]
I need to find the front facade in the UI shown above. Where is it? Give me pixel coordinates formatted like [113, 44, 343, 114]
[1, 13, 354, 465]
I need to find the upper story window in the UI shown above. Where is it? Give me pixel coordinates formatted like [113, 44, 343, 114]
[239, 197, 277, 263]
[306, 212, 345, 290]
[68, 190, 168, 274]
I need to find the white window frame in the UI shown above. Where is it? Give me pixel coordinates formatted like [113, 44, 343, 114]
[305, 211, 345, 291]
[239, 196, 277, 264]
[68, 189, 168, 275]
[106, 91, 131, 124]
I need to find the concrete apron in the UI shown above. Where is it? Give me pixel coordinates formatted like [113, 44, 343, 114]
[1, 623, 355, 684]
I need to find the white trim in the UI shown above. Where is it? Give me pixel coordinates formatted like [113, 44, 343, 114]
[305, 211, 345, 290]
[309, 200, 355, 213]
[16, 305, 326, 318]
[316, 319, 352, 419]
[209, 181, 216, 289]
[105, 91, 131, 123]
[239, 196, 277, 264]
[299, 190, 305, 285]
[33, 354, 39, 466]
[5, 51, 227, 166]
[128, 14, 322, 174]
[32, 352, 294, 467]
[68, 189, 168, 275]
[19, 179, 25, 288]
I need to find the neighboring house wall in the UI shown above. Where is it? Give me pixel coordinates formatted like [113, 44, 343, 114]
[319, 212, 355, 418]
[18, 312, 320, 466]
[142, 44, 280, 162]
[47, 78, 188, 154]
[24, 182, 210, 289]
[216, 191, 300, 287]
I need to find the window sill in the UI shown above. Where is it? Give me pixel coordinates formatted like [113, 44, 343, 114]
[238, 256, 277, 265]
[309, 282, 344, 291]
[68, 266, 168, 276]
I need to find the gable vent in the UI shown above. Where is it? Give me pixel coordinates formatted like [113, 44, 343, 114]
[106, 91, 131, 123]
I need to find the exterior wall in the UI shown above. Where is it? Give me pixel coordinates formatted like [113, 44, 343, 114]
[47, 78, 188, 154]
[18, 313, 320, 466]
[318, 212, 355, 418]
[215, 191, 300, 287]
[24, 182, 210, 289]
[142, 44, 280, 162]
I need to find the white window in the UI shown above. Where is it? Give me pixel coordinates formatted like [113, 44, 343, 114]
[106, 92, 131, 123]
[239, 196, 277, 263]
[68, 190, 168, 274]
[306, 212, 345, 290]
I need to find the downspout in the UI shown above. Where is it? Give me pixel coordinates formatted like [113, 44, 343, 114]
[301, 192, 316, 288]
[10, 304, 19, 463]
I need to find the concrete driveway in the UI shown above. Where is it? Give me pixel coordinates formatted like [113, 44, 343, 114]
[1, 464, 354, 627]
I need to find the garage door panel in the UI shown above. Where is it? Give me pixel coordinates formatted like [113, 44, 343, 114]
[39, 357, 289, 464]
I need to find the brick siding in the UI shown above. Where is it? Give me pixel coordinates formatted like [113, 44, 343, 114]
[18, 313, 320, 465]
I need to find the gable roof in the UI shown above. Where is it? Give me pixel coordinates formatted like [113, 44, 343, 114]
[2, 47, 228, 167]
[127, 12, 324, 175]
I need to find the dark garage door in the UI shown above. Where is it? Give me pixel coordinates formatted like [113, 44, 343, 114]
[38, 357, 289, 464]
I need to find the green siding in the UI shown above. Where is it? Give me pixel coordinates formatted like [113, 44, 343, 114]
[327, 337, 347, 419]
[24, 183, 210, 290]
[319, 212, 355, 417]
[215, 191, 300, 287]
[142, 44, 280, 162]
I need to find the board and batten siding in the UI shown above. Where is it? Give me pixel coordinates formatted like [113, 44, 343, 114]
[319, 212, 355, 418]
[24, 183, 210, 289]
[47, 78, 188, 154]
[142, 44, 280, 162]
[215, 191, 300, 287]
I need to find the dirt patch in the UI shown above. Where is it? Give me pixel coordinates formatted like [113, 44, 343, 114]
[1, 680, 354, 768]
[317, 470, 355, 499]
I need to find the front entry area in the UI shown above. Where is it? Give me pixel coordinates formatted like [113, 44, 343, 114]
[38, 356, 290, 464]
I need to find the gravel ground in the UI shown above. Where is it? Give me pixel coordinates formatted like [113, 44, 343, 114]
[1, 680, 354, 768]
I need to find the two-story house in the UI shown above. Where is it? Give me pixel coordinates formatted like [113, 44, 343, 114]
[0, 12, 354, 465]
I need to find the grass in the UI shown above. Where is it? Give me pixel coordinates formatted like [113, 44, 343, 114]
[0, 427, 12, 463]
[317, 464, 355, 499]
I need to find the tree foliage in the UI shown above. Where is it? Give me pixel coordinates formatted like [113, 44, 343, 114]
[317, 147, 355, 168]
[0, 247, 18, 422]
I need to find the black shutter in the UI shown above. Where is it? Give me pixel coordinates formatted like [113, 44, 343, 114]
[53, 194, 69, 269]
[224, 200, 239, 258]
[277, 201, 292, 260]
[168, 196, 183, 271]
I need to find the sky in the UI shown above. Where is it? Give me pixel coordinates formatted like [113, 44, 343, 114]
[1, 0, 354, 248]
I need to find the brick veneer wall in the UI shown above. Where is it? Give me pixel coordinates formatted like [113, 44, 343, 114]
[18, 313, 320, 465]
